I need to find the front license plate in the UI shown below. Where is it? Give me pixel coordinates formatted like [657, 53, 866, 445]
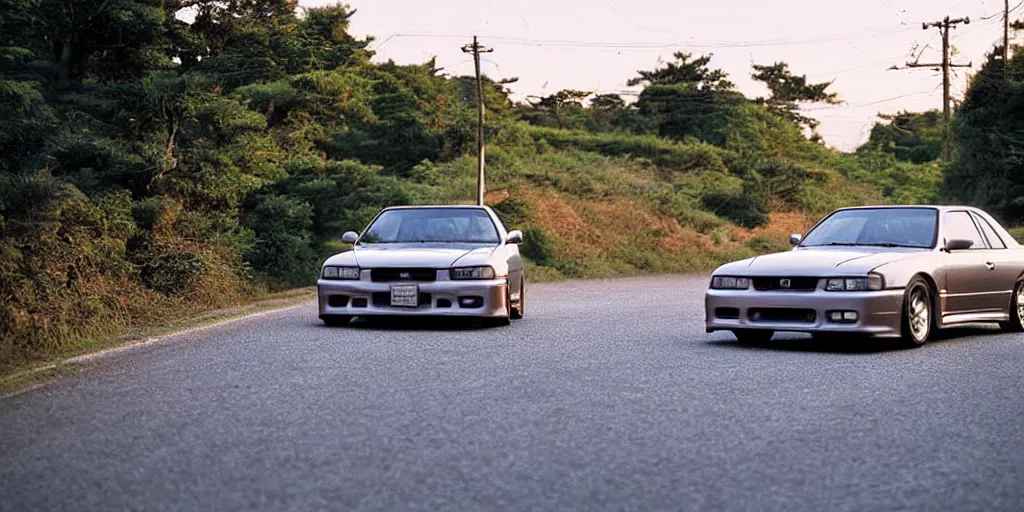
[390, 284, 419, 307]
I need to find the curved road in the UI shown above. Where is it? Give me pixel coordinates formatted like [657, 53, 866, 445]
[2, 275, 1024, 511]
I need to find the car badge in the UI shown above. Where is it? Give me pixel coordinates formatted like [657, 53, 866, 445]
[780, 278, 791, 288]
[400, 272, 411, 279]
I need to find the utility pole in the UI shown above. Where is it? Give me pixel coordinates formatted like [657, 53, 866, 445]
[904, 16, 972, 159]
[461, 36, 493, 206]
[1006, 0, 1011, 83]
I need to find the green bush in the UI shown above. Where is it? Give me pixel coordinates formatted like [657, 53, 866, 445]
[241, 194, 316, 287]
[1009, 227, 1024, 244]
[492, 195, 532, 228]
[746, 234, 791, 254]
[140, 250, 209, 296]
[520, 227, 557, 266]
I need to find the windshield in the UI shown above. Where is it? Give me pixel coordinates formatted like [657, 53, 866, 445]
[800, 208, 938, 248]
[358, 208, 500, 244]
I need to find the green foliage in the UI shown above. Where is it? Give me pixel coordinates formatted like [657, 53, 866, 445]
[491, 195, 532, 227]
[946, 48, 1024, 223]
[751, 61, 840, 133]
[627, 52, 734, 91]
[746, 234, 791, 254]
[860, 110, 943, 164]
[242, 194, 315, 287]
[520, 227, 557, 266]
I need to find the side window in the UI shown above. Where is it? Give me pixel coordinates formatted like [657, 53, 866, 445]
[971, 213, 1007, 249]
[944, 211, 987, 250]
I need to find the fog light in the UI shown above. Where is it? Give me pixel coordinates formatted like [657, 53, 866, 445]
[843, 312, 858, 321]
[830, 311, 843, 322]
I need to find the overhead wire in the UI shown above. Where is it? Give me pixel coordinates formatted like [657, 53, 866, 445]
[367, 25, 917, 52]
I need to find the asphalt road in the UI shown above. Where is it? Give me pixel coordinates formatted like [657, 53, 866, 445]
[3, 274, 1024, 511]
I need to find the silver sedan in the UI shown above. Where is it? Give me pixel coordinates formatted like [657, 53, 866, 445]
[705, 205, 1024, 347]
[317, 205, 525, 326]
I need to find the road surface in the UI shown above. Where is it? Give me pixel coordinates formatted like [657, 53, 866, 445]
[2, 275, 1024, 511]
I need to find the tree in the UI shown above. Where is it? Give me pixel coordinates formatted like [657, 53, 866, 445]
[524, 89, 592, 129]
[627, 52, 734, 91]
[751, 61, 841, 136]
[946, 46, 1024, 224]
[628, 53, 744, 144]
[859, 110, 943, 163]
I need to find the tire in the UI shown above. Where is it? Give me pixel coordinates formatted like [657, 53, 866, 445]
[899, 276, 933, 348]
[511, 275, 525, 320]
[321, 315, 352, 327]
[999, 280, 1024, 333]
[732, 329, 773, 344]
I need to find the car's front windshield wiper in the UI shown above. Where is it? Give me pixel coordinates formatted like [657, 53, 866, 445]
[804, 242, 927, 249]
[856, 243, 928, 248]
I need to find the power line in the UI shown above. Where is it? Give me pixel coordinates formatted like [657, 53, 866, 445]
[981, 0, 1024, 20]
[372, 26, 916, 51]
[803, 91, 935, 111]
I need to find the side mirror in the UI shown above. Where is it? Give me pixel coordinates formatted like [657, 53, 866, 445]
[789, 234, 803, 246]
[505, 230, 523, 244]
[945, 238, 974, 251]
[341, 231, 359, 244]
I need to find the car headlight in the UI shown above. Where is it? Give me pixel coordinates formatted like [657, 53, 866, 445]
[710, 276, 751, 289]
[451, 266, 496, 280]
[826, 273, 884, 291]
[322, 266, 360, 280]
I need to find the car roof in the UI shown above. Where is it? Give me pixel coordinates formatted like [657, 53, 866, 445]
[833, 205, 986, 214]
[381, 204, 492, 210]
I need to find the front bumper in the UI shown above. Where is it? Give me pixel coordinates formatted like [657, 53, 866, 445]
[705, 287, 905, 338]
[317, 277, 508, 318]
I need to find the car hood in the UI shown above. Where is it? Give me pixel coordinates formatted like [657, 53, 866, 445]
[326, 243, 498, 268]
[716, 247, 928, 276]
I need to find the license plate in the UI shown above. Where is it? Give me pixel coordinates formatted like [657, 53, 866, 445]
[390, 283, 419, 307]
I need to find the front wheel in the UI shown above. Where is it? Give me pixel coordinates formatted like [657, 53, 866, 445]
[732, 329, 773, 344]
[999, 281, 1024, 333]
[899, 277, 933, 348]
[511, 275, 525, 320]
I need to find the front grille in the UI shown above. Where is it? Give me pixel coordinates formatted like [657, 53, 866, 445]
[752, 277, 819, 292]
[748, 308, 817, 323]
[370, 268, 438, 283]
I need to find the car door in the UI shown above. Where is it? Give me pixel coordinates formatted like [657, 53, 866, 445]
[969, 211, 1020, 315]
[941, 210, 1001, 316]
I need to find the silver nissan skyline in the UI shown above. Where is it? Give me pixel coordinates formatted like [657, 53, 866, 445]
[705, 205, 1024, 347]
[317, 205, 525, 326]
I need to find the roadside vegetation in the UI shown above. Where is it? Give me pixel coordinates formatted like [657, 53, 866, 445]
[1, 0, 1022, 370]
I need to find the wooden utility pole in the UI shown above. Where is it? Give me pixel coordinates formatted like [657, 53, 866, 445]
[461, 36, 493, 206]
[905, 16, 972, 159]
[1006, 0, 1011, 83]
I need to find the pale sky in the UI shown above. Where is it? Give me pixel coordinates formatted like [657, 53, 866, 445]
[306, 0, 1015, 151]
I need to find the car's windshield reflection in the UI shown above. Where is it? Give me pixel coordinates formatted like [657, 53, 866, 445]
[800, 208, 938, 249]
[358, 208, 501, 245]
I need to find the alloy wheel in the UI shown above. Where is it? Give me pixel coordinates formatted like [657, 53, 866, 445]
[908, 287, 930, 342]
[1017, 283, 1024, 325]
